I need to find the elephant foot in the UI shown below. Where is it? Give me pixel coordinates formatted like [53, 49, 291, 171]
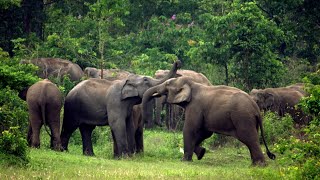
[83, 150, 95, 156]
[114, 152, 131, 159]
[252, 160, 267, 167]
[181, 155, 193, 162]
[195, 147, 206, 160]
[31, 143, 40, 149]
[52, 145, 63, 152]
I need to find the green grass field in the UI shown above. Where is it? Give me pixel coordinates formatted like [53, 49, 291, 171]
[0, 128, 290, 179]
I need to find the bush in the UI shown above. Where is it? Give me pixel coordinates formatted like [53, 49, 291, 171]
[0, 127, 29, 166]
[262, 111, 294, 144]
[273, 121, 320, 179]
[273, 69, 320, 179]
[0, 87, 29, 133]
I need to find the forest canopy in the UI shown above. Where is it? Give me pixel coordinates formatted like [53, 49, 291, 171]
[0, 0, 319, 90]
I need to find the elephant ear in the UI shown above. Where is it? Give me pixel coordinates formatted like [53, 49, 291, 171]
[171, 84, 191, 103]
[263, 92, 275, 108]
[121, 80, 139, 100]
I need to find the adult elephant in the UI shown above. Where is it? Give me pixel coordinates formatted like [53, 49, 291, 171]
[60, 61, 181, 157]
[142, 77, 275, 166]
[249, 87, 309, 124]
[84, 66, 148, 153]
[154, 69, 212, 128]
[18, 79, 63, 151]
[286, 83, 307, 96]
[21, 58, 84, 81]
[84, 67, 132, 81]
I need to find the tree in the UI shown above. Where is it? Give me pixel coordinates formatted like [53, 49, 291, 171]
[199, 1, 286, 90]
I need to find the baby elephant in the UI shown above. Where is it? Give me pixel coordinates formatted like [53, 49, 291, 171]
[19, 79, 63, 151]
[142, 77, 275, 166]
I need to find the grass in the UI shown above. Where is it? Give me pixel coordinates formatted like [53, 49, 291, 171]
[0, 128, 290, 179]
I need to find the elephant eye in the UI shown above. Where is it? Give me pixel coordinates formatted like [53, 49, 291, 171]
[143, 77, 148, 81]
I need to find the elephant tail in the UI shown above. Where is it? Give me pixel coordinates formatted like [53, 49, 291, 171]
[41, 103, 52, 138]
[257, 115, 276, 160]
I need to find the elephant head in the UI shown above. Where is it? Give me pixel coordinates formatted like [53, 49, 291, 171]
[142, 77, 192, 122]
[249, 89, 280, 113]
[84, 67, 100, 78]
[120, 60, 182, 101]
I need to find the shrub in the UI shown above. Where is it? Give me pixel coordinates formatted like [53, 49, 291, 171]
[0, 87, 29, 133]
[0, 126, 29, 166]
[262, 111, 294, 144]
[273, 121, 320, 179]
[274, 70, 320, 179]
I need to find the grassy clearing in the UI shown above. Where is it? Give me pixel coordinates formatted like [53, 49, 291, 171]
[0, 128, 289, 179]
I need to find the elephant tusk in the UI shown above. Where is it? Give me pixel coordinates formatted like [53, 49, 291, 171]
[152, 92, 161, 97]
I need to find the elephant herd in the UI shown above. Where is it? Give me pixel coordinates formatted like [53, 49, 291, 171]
[19, 58, 310, 166]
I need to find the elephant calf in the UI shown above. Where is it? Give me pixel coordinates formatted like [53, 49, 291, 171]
[142, 77, 275, 166]
[19, 79, 63, 151]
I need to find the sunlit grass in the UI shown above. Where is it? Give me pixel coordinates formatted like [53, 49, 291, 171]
[0, 129, 288, 179]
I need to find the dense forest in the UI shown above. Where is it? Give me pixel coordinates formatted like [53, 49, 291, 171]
[0, 0, 320, 179]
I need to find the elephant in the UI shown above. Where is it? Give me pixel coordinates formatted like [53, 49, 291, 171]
[18, 79, 63, 151]
[84, 67, 132, 81]
[153, 69, 212, 129]
[60, 60, 181, 157]
[21, 58, 84, 81]
[286, 83, 307, 96]
[84, 66, 149, 152]
[249, 87, 309, 124]
[142, 77, 275, 166]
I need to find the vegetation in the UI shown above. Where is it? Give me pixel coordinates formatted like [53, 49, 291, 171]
[0, 0, 319, 179]
[0, 129, 283, 179]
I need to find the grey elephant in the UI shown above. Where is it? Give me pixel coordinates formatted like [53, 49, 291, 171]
[60, 61, 181, 157]
[154, 69, 212, 128]
[286, 83, 307, 96]
[84, 66, 148, 153]
[142, 77, 275, 166]
[21, 58, 84, 81]
[19, 79, 63, 151]
[84, 67, 132, 81]
[249, 87, 309, 124]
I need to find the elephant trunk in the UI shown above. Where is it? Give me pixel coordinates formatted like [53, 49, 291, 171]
[150, 60, 181, 86]
[142, 85, 165, 124]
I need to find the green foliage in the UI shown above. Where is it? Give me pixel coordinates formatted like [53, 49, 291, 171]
[142, 130, 183, 159]
[262, 112, 294, 144]
[273, 68, 320, 179]
[0, 127, 29, 166]
[0, 0, 21, 9]
[0, 87, 29, 132]
[199, 1, 286, 90]
[299, 70, 320, 120]
[273, 121, 320, 179]
[0, 47, 39, 91]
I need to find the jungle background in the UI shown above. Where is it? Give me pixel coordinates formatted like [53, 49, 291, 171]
[0, 0, 319, 179]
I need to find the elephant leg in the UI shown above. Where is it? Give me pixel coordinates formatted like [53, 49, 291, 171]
[109, 117, 129, 158]
[47, 109, 62, 151]
[236, 128, 266, 166]
[111, 130, 119, 158]
[182, 109, 204, 161]
[29, 108, 43, 148]
[126, 116, 135, 154]
[60, 123, 77, 151]
[182, 128, 196, 161]
[194, 130, 213, 160]
[155, 98, 163, 126]
[135, 127, 144, 153]
[79, 124, 96, 156]
[27, 123, 32, 147]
